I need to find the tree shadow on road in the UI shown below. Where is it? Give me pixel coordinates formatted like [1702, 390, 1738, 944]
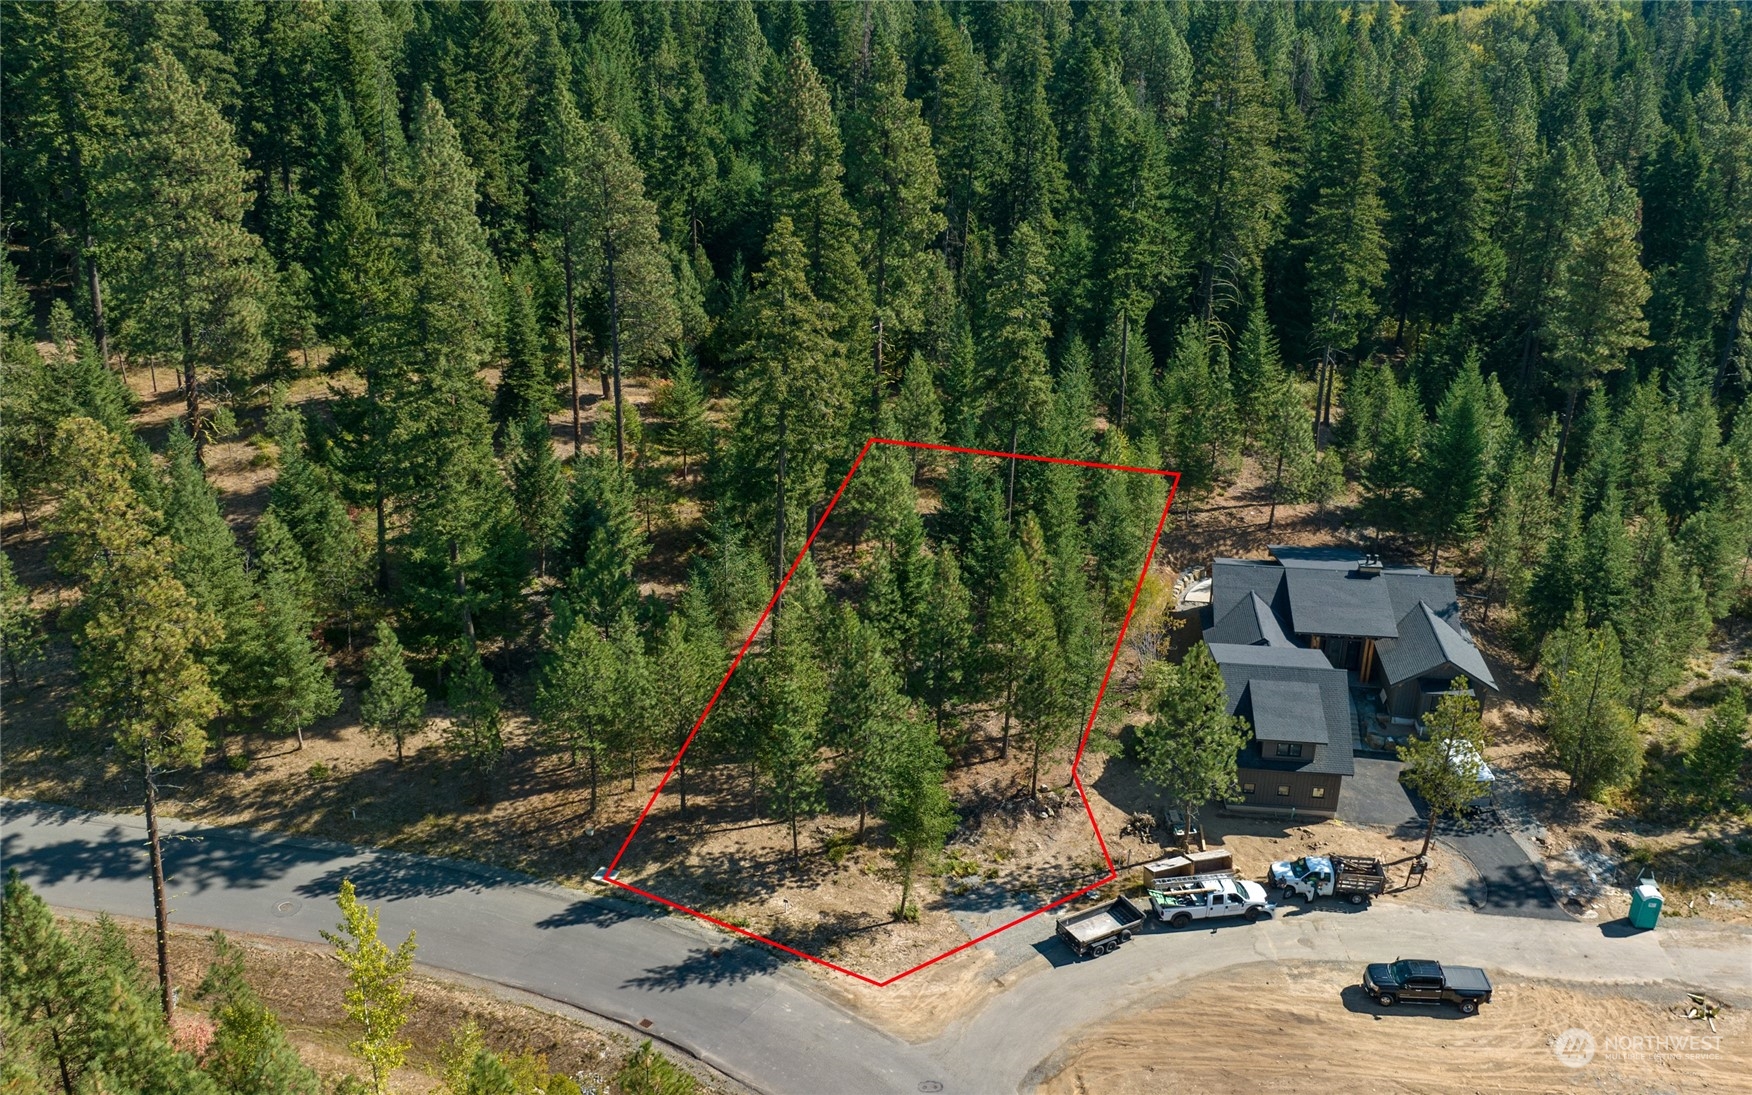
[292, 853, 518, 904]
[535, 895, 667, 930]
[620, 941, 789, 992]
[3, 821, 337, 895]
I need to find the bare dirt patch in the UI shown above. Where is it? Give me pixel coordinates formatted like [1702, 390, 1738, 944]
[1038, 960, 1749, 1095]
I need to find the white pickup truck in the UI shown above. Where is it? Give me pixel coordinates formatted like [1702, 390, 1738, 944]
[1147, 877, 1275, 927]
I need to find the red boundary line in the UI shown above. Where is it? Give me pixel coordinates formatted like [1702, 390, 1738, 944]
[603, 437, 1182, 987]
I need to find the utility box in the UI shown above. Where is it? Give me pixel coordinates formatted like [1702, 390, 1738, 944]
[1629, 873, 1663, 930]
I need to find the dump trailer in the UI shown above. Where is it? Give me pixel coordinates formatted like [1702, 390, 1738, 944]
[1055, 895, 1150, 958]
[1269, 855, 1389, 905]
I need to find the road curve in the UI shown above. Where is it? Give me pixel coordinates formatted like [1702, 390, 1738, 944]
[0, 800, 941, 1095]
[6, 799, 1748, 1095]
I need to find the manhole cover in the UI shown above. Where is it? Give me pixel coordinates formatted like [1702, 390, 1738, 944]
[638, 1018, 653, 1030]
[272, 899, 301, 918]
[919, 1083, 944, 1093]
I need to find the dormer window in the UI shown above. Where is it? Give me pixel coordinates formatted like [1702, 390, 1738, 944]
[1274, 742, 1304, 758]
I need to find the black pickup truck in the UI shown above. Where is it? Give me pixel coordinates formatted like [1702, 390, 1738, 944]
[1362, 958, 1493, 1014]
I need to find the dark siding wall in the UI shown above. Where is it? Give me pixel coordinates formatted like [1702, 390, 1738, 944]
[1236, 769, 1342, 813]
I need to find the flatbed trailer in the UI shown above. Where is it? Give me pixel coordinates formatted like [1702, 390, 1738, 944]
[1055, 895, 1150, 958]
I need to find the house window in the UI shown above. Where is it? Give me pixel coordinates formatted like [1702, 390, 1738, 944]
[1242, 782, 1255, 795]
[1311, 786, 1327, 799]
[1276, 785, 1291, 797]
[1274, 742, 1304, 758]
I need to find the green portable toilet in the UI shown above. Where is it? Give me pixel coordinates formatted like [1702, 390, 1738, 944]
[1628, 873, 1663, 929]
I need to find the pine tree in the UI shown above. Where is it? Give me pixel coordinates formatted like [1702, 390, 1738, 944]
[1539, 608, 1642, 800]
[1691, 684, 1748, 813]
[534, 604, 616, 810]
[654, 589, 726, 813]
[879, 717, 955, 919]
[1136, 642, 1248, 851]
[1231, 290, 1281, 438]
[1546, 199, 1652, 490]
[724, 215, 848, 601]
[604, 612, 661, 792]
[979, 220, 1054, 517]
[508, 411, 568, 578]
[760, 38, 869, 340]
[1350, 363, 1424, 537]
[96, 46, 268, 448]
[988, 530, 1059, 765]
[1418, 359, 1491, 569]
[360, 622, 426, 766]
[255, 568, 339, 750]
[991, 4, 1066, 240]
[1398, 683, 1489, 859]
[1619, 522, 1710, 718]
[1159, 317, 1235, 496]
[1385, 29, 1505, 345]
[161, 421, 261, 725]
[195, 932, 322, 1095]
[3, 876, 220, 1093]
[911, 547, 974, 738]
[255, 507, 315, 620]
[1256, 367, 1323, 530]
[535, 80, 596, 453]
[562, 450, 649, 630]
[583, 120, 680, 464]
[321, 879, 417, 1095]
[394, 89, 512, 642]
[51, 417, 220, 1019]
[1302, 61, 1388, 427]
[3, 0, 125, 366]
[443, 642, 505, 798]
[614, 1039, 700, 1095]
[754, 636, 827, 861]
[847, 42, 945, 409]
[0, 549, 46, 686]
[653, 354, 710, 481]
[491, 257, 554, 432]
[1090, 74, 1174, 431]
[1174, 20, 1282, 322]
[895, 353, 946, 474]
[823, 607, 907, 837]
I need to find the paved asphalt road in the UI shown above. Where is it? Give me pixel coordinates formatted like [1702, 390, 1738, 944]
[5, 800, 1748, 1095]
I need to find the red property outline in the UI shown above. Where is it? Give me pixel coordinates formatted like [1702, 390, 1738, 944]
[602, 437, 1182, 986]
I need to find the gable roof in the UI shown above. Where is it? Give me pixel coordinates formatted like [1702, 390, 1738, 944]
[1205, 591, 1294, 647]
[1282, 566, 1401, 638]
[1208, 643, 1355, 776]
[1246, 679, 1330, 743]
[1374, 602, 1498, 690]
[1210, 559, 1291, 626]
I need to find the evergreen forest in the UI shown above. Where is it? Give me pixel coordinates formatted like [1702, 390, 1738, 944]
[4, 0, 1752, 1047]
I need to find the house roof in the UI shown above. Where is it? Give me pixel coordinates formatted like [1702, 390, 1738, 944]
[1208, 643, 1355, 777]
[1211, 559, 1291, 625]
[1205, 591, 1294, 647]
[1282, 566, 1401, 638]
[1246, 679, 1330, 743]
[1374, 602, 1498, 690]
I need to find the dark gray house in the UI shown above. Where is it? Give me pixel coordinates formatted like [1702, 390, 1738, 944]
[1201, 546, 1496, 818]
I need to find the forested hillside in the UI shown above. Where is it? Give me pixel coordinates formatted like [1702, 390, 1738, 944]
[5, 0, 1752, 976]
